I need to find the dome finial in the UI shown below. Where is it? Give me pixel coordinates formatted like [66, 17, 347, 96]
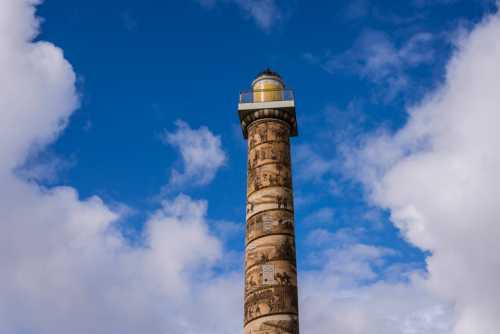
[256, 67, 281, 79]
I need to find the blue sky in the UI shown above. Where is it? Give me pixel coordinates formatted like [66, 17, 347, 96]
[35, 0, 490, 266]
[2, 0, 500, 333]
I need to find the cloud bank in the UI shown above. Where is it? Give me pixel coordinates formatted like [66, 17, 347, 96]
[348, 9, 500, 334]
[301, 242, 452, 334]
[0, 1, 240, 333]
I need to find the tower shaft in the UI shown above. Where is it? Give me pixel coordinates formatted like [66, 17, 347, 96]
[239, 69, 299, 334]
[244, 118, 299, 334]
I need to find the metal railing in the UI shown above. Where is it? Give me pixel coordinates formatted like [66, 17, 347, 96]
[239, 89, 294, 104]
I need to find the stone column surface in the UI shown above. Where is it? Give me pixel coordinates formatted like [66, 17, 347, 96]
[243, 118, 299, 334]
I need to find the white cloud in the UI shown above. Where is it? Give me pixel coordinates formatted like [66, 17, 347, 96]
[196, 0, 283, 31]
[294, 142, 345, 196]
[234, 0, 282, 31]
[294, 143, 335, 183]
[343, 0, 370, 20]
[163, 120, 227, 189]
[0, 1, 240, 333]
[303, 207, 335, 225]
[311, 30, 436, 101]
[16, 150, 76, 183]
[348, 9, 500, 334]
[0, 1, 78, 173]
[305, 227, 363, 247]
[301, 241, 453, 334]
[0, 182, 242, 333]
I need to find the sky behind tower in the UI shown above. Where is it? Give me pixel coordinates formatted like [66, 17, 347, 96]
[1, 0, 499, 333]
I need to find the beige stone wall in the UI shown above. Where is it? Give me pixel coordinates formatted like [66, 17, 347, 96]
[244, 119, 299, 334]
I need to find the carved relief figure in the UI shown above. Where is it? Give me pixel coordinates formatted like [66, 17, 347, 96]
[249, 143, 291, 169]
[248, 167, 292, 194]
[246, 236, 296, 269]
[246, 189, 294, 220]
[244, 285, 298, 323]
[246, 211, 295, 244]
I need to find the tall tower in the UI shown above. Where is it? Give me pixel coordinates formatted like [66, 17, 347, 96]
[238, 69, 299, 334]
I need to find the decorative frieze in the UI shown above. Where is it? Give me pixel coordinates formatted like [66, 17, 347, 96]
[245, 210, 294, 245]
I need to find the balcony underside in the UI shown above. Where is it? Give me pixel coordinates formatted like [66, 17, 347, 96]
[238, 102, 298, 139]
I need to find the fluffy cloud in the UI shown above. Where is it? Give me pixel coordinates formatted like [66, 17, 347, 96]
[0, 184, 241, 333]
[0, 0, 78, 172]
[348, 9, 500, 334]
[0, 1, 240, 333]
[163, 120, 227, 189]
[300, 236, 453, 334]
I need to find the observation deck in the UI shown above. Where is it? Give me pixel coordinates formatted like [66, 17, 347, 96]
[237, 88, 297, 138]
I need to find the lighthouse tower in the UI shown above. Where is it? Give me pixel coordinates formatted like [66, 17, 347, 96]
[238, 69, 299, 334]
